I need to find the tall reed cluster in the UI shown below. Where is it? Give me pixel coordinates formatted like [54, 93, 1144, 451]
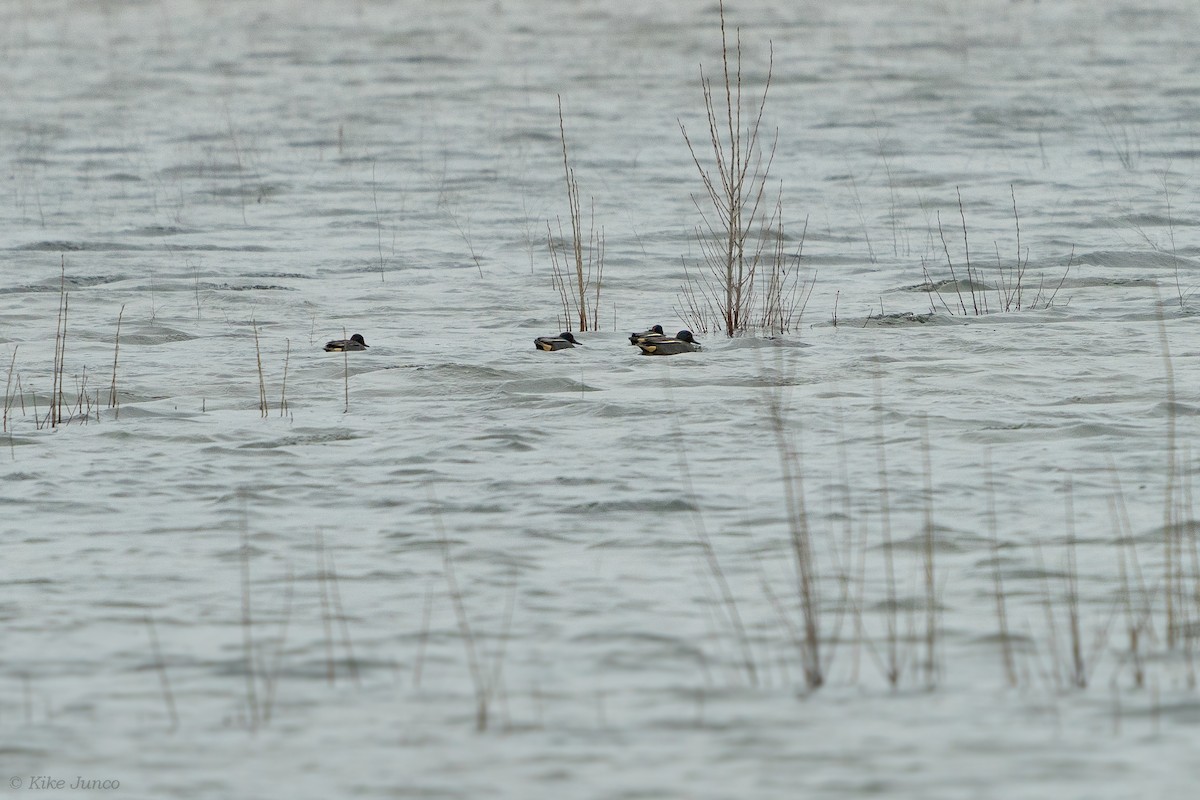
[677, 1, 812, 337]
[547, 96, 604, 333]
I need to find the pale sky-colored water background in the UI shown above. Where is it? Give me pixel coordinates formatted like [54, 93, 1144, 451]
[3, 1, 1200, 797]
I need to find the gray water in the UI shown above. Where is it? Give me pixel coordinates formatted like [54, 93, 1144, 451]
[4, 1, 1200, 797]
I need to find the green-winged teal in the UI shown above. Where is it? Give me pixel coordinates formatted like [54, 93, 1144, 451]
[324, 333, 369, 352]
[534, 332, 580, 351]
[636, 330, 700, 355]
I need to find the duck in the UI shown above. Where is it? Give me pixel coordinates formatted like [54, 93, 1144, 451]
[534, 331, 580, 351]
[324, 333, 369, 352]
[636, 330, 700, 355]
[629, 324, 666, 345]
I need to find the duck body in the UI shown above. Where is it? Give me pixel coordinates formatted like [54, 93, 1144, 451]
[534, 332, 580, 351]
[629, 324, 665, 345]
[324, 333, 369, 352]
[636, 330, 700, 355]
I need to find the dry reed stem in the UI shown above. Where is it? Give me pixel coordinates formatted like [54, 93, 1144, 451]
[225, 106, 248, 225]
[919, 417, 939, 689]
[679, 0, 776, 336]
[325, 549, 360, 688]
[3, 346, 17, 433]
[429, 485, 494, 731]
[252, 322, 268, 418]
[371, 160, 386, 282]
[829, 400, 861, 682]
[315, 529, 336, 685]
[413, 582, 433, 689]
[936, 210, 968, 316]
[761, 350, 822, 690]
[238, 498, 260, 730]
[1063, 480, 1087, 688]
[1106, 457, 1158, 687]
[956, 188, 979, 314]
[279, 339, 290, 417]
[50, 259, 68, 428]
[873, 373, 902, 687]
[341, 328, 350, 414]
[1031, 541, 1062, 691]
[261, 564, 293, 724]
[1010, 185, 1027, 309]
[1156, 298, 1179, 647]
[664, 378, 759, 686]
[548, 96, 603, 331]
[108, 305, 123, 417]
[144, 613, 179, 732]
[985, 451, 1017, 687]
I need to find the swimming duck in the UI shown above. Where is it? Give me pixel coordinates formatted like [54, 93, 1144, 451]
[534, 332, 580, 351]
[324, 333, 369, 352]
[636, 330, 700, 355]
[629, 324, 666, 345]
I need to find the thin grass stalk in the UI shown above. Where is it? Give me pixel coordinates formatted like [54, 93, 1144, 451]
[413, 582, 433, 689]
[1063, 480, 1086, 688]
[1156, 299, 1179, 646]
[1011, 185, 1026, 309]
[371, 160, 386, 282]
[484, 574, 518, 730]
[547, 219, 573, 330]
[666, 383, 759, 687]
[1183, 456, 1199, 688]
[57, 293, 69, 426]
[342, 328, 350, 414]
[238, 498, 260, 730]
[937, 211, 968, 315]
[279, 338, 290, 417]
[589, 202, 604, 329]
[252, 321, 267, 419]
[760, 347, 822, 688]
[873, 374, 901, 687]
[695, 568, 739, 686]
[1032, 541, 1063, 690]
[1106, 456, 1158, 688]
[325, 549, 360, 688]
[192, 259, 202, 320]
[108, 305, 123, 418]
[51, 260, 68, 428]
[225, 106, 248, 225]
[826, 400, 858, 681]
[956, 188, 979, 315]
[144, 614, 179, 732]
[3, 346, 17, 433]
[993, 242, 1008, 311]
[429, 486, 490, 731]
[1042, 246, 1074, 310]
[984, 451, 1017, 687]
[920, 417, 938, 689]
[261, 564, 293, 724]
[759, 566, 805, 672]
[1111, 494, 1145, 689]
[315, 529, 336, 685]
[555, 95, 597, 332]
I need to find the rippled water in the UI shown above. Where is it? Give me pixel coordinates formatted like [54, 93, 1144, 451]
[4, 1, 1200, 797]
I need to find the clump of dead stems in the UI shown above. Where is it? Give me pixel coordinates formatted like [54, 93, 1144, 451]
[923, 186, 1071, 315]
[547, 96, 604, 332]
[677, 1, 812, 337]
